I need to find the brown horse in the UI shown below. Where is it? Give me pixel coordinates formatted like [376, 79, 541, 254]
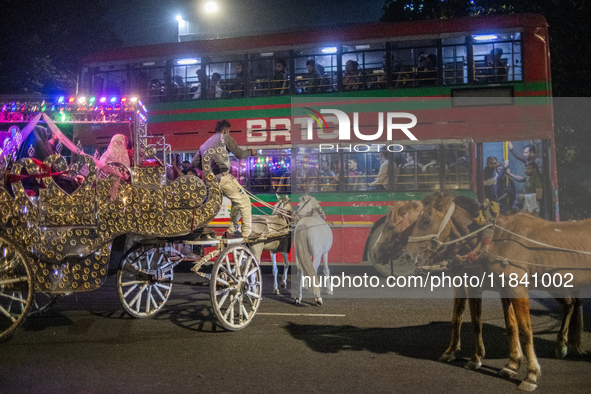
[404, 194, 588, 392]
[371, 200, 423, 276]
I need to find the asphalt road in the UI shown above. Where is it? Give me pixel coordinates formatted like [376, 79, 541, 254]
[1, 268, 590, 393]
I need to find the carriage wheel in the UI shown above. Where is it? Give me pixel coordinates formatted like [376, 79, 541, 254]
[0, 236, 33, 340]
[210, 244, 262, 331]
[117, 244, 175, 318]
[28, 293, 60, 316]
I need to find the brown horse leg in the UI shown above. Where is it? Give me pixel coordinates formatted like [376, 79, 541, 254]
[465, 297, 484, 370]
[554, 298, 574, 359]
[499, 298, 523, 379]
[440, 288, 467, 363]
[568, 298, 585, 356]
[513, 298, 540, 392]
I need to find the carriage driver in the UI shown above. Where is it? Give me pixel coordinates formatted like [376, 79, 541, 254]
[192, 119, 260, 239]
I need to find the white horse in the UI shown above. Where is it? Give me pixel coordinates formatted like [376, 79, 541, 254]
[293, 194, 333, 306]
[250, 194, 292, 295]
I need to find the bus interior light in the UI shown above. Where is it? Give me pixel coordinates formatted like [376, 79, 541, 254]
[176, 58, 199, 65]
[355, 45, 370, 50]
[321, 47, 338, 54]
[473, 34, 498, 41]
[260, 52, 274, 57]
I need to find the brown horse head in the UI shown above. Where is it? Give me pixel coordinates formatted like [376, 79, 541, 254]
[405, 193, 480, 270]
[372, 200, 423, 265]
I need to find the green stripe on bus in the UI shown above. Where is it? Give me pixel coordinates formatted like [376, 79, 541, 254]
[148, 82, 550, 123]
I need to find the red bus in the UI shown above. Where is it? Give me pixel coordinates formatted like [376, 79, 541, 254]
[10, 13, 556, 273]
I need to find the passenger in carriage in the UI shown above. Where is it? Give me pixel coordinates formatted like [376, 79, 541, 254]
[97, 134, 132, 200]
[191, 119, 260, 239]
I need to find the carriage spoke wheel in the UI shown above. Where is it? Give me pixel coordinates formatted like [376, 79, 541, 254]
[28, 293, 59, 316]
[0, 236, 33, 340]
[117, 244, 175, 318]
[210, 244, 262, 331]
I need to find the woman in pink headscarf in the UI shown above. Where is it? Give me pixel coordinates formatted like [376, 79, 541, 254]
[99, 134, 132, 201]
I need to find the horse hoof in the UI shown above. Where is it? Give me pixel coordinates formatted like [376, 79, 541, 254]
[315, 298, 323, 306]
[272, 288, 280, 295]
[281, 283, 286, 289]
[326, 290, 333, 295]
[555, 344, 567, 359]
[464, 361, 481, 370]
[438, 353, 456, 363]
[517, 378, 537, 392]
[499, 367, 519, 379]
[294, 298, 300, 305]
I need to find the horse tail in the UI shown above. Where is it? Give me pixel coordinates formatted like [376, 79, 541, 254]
[295, 226, 316, 279]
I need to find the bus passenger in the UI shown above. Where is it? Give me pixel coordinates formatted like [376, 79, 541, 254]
[347, 156, 365, 191]
[304, 59, 322, 93]
[506, 163, 543, 215]
[208, 73, 223, 98]
[416, 53, 437, 86]
[192, 69, 209, 99]
[272, 58, 288, 95]
[230, 63, 245, 97]
[509, 142, 543, 176]
[483, 156, 498, 202]
[368, 152, 395, 191]
[192, 119, 260, 239]
[343, 60, 361, 90]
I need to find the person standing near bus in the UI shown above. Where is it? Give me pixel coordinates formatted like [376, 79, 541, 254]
[192, 119, 260, 239]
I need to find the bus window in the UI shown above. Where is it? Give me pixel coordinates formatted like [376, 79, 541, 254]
[473, 32, 522, 83]
[319, 153, 339, 192]
[341, 44, 385, 91]
[206, 57, 246, 98]
[391, 39, 438, 88]
[442, 36, 467, 85]
[241, 149, 290, 193]
[294, 47, 337, 94]
[344, 152, 374, 192]
[249, 53, 290, 96]
[294, 151, 319, 192]
[445, 144, 471, 189]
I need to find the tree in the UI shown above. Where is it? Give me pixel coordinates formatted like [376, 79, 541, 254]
[0, 0, 122, 95]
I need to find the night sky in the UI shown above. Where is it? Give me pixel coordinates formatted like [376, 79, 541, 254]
[107, 0, 385, 47]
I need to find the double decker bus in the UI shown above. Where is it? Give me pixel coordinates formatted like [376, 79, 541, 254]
[70, 13, 555, 272]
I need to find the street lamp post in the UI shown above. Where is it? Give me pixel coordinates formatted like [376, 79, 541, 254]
[176, 15, 183, 42]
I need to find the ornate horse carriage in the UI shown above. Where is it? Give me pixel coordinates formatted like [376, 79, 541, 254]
[0, 98, 262, 338]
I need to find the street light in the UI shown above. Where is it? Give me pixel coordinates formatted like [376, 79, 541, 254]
[204, 1, 218, 13]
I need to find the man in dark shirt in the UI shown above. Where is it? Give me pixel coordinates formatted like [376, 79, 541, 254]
[509, 142, 543, 175]
[192, 119, 259, 238]
[495, 161, 515, 214]
[272, 58, 288, 95]
[483, 156, 498, 202]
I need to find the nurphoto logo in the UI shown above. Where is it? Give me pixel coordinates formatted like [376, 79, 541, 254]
[304, 107, 417, 152]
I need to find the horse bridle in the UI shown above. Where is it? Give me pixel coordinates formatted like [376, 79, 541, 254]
[407, 202, 456, 246]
